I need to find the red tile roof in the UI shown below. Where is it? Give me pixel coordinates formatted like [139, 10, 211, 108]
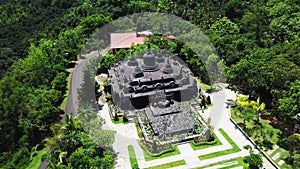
[110, 32, 145, 49]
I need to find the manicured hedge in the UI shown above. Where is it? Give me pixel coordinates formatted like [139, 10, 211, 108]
[191, 134, 218, 146]
[138, 141, 175, 157]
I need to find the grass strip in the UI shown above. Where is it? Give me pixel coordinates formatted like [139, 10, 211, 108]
[275, 150, 289, 163]
[144, 160, 186, 169]
[112, 116, 129, 124]
[198, 128, 241, 160]
[219, 158, 248, 169]
[190, 133, 222, 150]
[196, 157, 248, 169]
[269, 147, 281, 158]
[128, 145, 139, 169]
[134, 119, 143, 138]
[204, 103, 213, 110]
[26, 146, 49, 169]
[195, 77, 211, 91]
[59, 74, 71, 110]
[281, 163, 293, 169]
[196, 159, 237, 169]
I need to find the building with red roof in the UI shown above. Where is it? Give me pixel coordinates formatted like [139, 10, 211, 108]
[110, 32, 146, 54]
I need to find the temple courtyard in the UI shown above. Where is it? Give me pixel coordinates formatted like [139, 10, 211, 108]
[97, 83, 276, 169]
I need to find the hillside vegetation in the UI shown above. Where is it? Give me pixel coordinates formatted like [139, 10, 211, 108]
[0, 0, 299, 168]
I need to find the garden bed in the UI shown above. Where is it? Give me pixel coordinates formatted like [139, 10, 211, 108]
[190, 133, 222, 150]
[138, 140, 180, 161]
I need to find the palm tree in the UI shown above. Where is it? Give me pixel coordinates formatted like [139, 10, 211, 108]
[62, 115, 82, 135]
[42, 122, 66, 168]
[42, 122, 65, 150]
[238, 106, 255, 129]
[252, 97, 265, 122]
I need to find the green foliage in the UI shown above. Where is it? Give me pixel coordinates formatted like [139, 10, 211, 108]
[190, 133, 222, 150]
[210, 17, 240, 36]
[243, 145, 263, 169]
[26, 145, 49, 169]
[144, 160, 186, 169]
[44, 115, 114, 168]
[278, 80, 300, 122]
[80, 14, 112, 36]
[198, 129, 241, 160]
[105, 93, 112, 100]
[128, 145, 140, 169]
[0, 0, 299, 168]
[139, 141, 180, 161]
[98, 54, 117, 73]
[77, 65, 97, 107]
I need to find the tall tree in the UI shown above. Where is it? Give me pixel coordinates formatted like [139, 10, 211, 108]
[278, 80, 300, 122]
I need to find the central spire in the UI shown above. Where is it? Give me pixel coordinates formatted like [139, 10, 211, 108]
[147, 43, 151, 54]
[142, 43, 159, 72]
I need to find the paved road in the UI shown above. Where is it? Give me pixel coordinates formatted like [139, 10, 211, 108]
[65, 50, 104, 115]
[38, 50, 103, 169]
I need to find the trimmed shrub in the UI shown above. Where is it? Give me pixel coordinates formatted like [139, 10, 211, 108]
[192, 134, 218, 146]
[138, 131, 143, 138]
[138, 141, 175, 157]
[206, 95, 211, 105]
[105, 93, 112, 100]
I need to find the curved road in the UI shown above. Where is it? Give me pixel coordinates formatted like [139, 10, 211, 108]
[38, 50, 103, 169]
[65, 50, 103, 116]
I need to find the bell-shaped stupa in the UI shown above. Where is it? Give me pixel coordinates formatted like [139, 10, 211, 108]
[141, 43, 160, 72]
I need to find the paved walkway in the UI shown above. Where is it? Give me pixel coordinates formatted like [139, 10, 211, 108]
[99, 103, 247, 169]
[98, 83, 276, 169]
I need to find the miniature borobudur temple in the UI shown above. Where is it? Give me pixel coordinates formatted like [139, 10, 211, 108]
[108, 44, 210, 143]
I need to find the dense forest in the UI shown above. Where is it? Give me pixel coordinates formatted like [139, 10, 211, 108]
[0, 0, 299, 168]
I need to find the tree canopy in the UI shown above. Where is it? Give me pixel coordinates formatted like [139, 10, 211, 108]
[0, 0, 299, 168]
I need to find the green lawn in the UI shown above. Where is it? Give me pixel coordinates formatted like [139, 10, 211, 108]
[195, 77, 211, 91]
[196, 157, 248, 169]
[135, 120, 143, 138]
[270, 148, 290, 168]
[128, 145, 139, 169]
[189, 134, 222, 150]
[204, 103, 213, 110]
[231, 107, 293, 168]
[230, 107, 281, 145]
[26, 146, 49, 169]
[269, 147, 281, 158]
[142, 146, 181, 161]
[281, 163, 293, 169]
[220, 158, 248, 169]
[198, 128, 241, 160]
[112, 116, 129, 124]
[144, 160, 186, 169]
[275, 151, 289, 163]
[59, 74, 71, 110]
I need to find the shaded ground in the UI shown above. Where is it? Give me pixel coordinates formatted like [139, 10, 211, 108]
[261, 115, 297, 135]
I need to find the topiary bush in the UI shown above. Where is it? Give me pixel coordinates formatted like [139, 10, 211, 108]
[206, 95, 211, 105]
